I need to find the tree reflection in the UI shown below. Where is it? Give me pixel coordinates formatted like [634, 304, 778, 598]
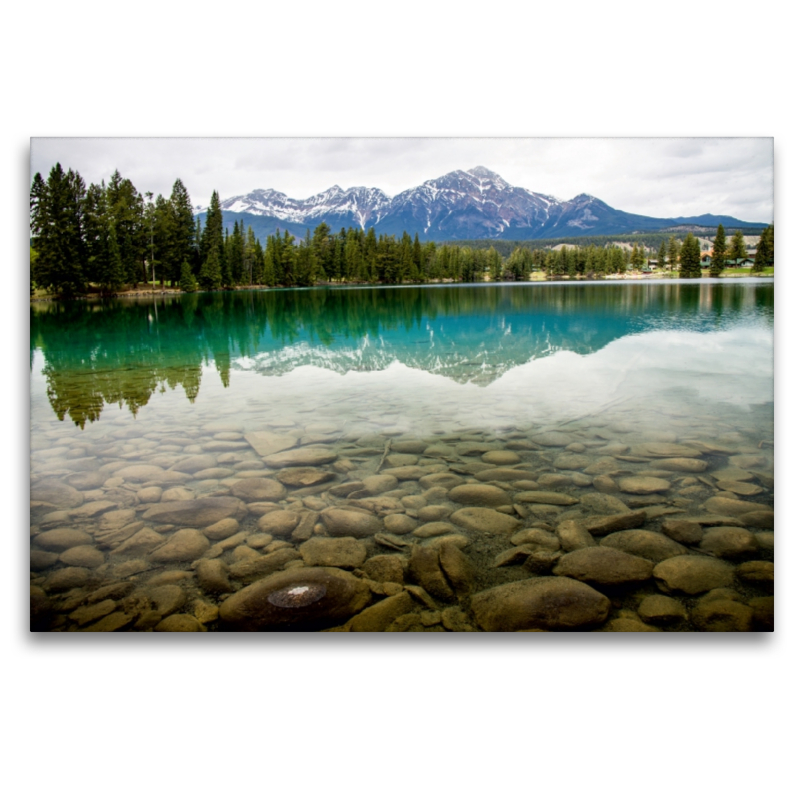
[30, 282, 772, 426]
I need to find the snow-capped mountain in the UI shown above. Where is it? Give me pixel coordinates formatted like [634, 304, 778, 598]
[196, 167, 766, 240]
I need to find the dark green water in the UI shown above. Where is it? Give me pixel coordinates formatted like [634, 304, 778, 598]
[30, 280, 774, 632]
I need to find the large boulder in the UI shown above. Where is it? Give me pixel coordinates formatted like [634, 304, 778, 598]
[218, 567, 371, 631]
[471, 576, 610, 631]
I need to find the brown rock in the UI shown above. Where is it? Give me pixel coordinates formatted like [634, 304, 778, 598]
[154, 614, 206, 632]
[661, 519, 704, 545]
[363, 555, 405, 584]
[196, 559, 232, 594]
[142, 497, 247, 527]
[692, 591, 753, 632]
[600, 529, 687, 562]
[700, 527, 759, 559]
[275, 467, 337, 487]
[450, 507, 520, 535]
[230, 478, 287, 502]
[735, 561, 774, 586]
[149, 529, 210, 563]
[554, 547, 653, 585]
[638, 594, 687, 624]
[31, 479, 84, 508]
[585, 511, 647, 536]
[262, 448, 337, 468]
[243, 431, 298, 457]
[471, 576, 610, 631]
[320, 507, 381, 538]
[256, 510, 300, 537]
[557, 520, 596, 552]
[448, 484, 512, 507]
[58, 545, 105, 569]
[44, 567, 91, 593]
[409, 545, 454, 602]
[227, 549, 300, 584]
[32, 528, 93, 552]
[299, 537, 368, 569]
[219, 567, 371, 631]
[652, 555, 734, 594]
[349, 592, 415, 632]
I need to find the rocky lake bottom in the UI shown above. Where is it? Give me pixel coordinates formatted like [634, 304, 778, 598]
[30, 401, 774, 632]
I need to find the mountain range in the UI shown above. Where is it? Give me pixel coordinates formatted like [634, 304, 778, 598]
[195, 166, 767, 241]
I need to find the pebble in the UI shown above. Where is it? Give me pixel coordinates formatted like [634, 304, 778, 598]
[515, 491, 578, 506]
[481, 450, 521, 466]
[58, 545, 105, 569]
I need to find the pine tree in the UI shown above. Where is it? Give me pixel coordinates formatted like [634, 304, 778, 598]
[179, 260, 197, 292]
[680, 233, 701, 278]
[753, 225, 774, 272]
[711, 224, 727, 277]
[198, 247, 222, 290]
[657, 240, 667, 270]
[170, 179, 195, 284]
[30, 163, 87, 295]
[667, 236, 680, 273]
[728, 230, 747, 261]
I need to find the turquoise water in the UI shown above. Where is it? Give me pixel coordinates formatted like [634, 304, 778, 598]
[30, 280, 774, 632]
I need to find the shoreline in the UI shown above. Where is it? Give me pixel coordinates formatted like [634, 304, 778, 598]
[30, 272, 774, 302]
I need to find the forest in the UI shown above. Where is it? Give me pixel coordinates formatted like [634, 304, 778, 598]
[29, 164, 775, 297]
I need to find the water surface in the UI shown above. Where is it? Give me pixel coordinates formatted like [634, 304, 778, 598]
[30, 280, 775, 632]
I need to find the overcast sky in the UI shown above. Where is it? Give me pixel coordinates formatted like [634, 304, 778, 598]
[30, 137, 773, 223]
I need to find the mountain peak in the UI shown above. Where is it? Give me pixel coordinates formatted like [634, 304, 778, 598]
[468, 166, 500, 179]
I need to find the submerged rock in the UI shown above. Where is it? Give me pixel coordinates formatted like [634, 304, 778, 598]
[450, 507, 520, 534]
[600, 529, 687, 562]
[219, 567, 371, 631]
[142, 497, 247, 527]
[471, 576, 610, 631]
[652, 555, 734, 595]
[554, 547, 653, 586]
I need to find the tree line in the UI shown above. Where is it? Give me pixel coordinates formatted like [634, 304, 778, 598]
[30, 164, 775, 297]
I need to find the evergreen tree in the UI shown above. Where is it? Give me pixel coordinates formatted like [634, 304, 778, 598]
[657, 240, 667, 270]
[667, 236, 680, 273]
[753, 225, 774, 271]
[170, 179, 196, 283]
[179, 260, 197, 292]
[30, 163, 87, 295]
[711, 224, 727, 277]
[198, 247, 222, 290]
[679, 233, 701, 278]
[728, 230, 747, 262]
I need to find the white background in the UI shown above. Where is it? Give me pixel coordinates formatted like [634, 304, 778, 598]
[5, 3, 796, 799]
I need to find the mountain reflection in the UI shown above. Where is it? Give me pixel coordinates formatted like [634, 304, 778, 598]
[30, 282, 773, 427]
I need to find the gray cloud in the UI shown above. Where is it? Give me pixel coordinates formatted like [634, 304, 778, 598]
[30, 137, 773, 223]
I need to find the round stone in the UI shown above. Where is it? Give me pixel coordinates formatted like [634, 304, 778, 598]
[481, 451, 521, 466]
[618, 476, 671, 494]
[448, 484, 512, 507]
[652, 556, 735, 594]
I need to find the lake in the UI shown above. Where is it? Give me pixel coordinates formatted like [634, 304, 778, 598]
[29, 279, 774, 631]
